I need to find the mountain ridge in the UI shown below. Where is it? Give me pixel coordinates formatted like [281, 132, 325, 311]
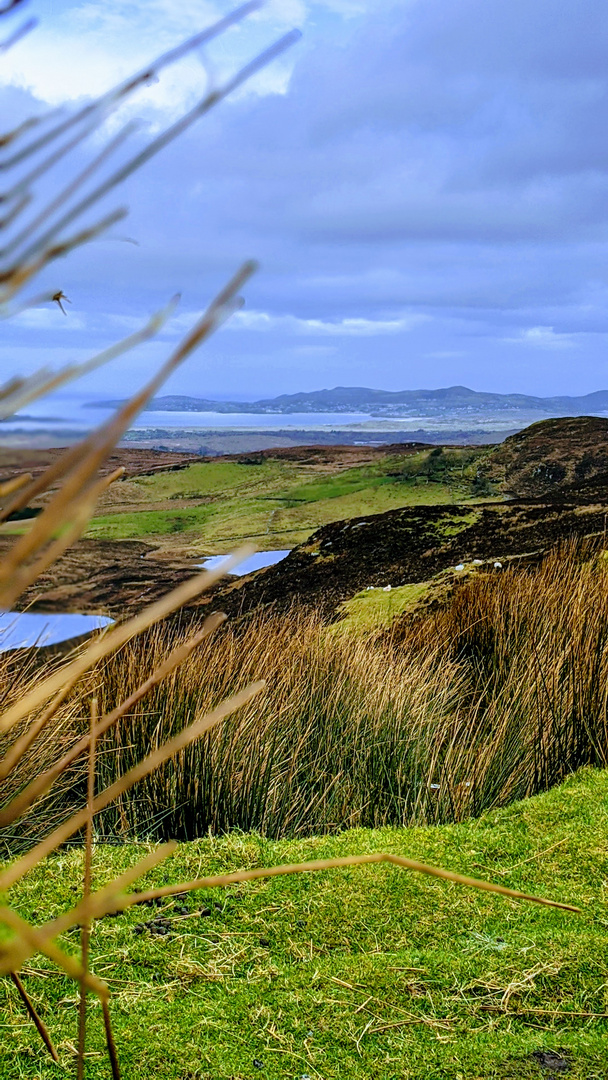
[88, 384, 608, 416]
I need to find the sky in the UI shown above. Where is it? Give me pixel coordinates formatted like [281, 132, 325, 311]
[3, 0, 608, 400]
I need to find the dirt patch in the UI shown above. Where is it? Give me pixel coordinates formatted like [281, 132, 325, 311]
[0, 537, 197, 617]
[531, 1050, 572, 1074]
[220, 441, 446, 469]
[0, 447, 202, 510]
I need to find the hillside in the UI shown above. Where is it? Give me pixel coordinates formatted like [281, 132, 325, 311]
[203, 498, 608, 621]
[4, 417, 608, 621]
[200, 416, 608, 619]
[484, 415, 608, 499]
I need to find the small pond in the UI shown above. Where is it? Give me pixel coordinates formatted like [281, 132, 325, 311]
[199, 550, 291, 576]
[0, 612, 114, 652]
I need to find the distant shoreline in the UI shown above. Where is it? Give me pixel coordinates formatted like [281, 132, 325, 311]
[0, 425, 514, 453]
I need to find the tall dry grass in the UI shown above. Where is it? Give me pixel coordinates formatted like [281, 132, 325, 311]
[393, 540, 608, 816]
[401, 540, 608, 808]
[15, 540, 604, 846]
[91, 611, 463, 838]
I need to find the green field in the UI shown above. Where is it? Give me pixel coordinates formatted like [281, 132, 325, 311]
[84, 448, 492, 554]
[2, 768, 606, 1079]
[332, 580, 431, 631]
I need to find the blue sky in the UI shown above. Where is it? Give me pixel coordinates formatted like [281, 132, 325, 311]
[3, 0, 608, 399]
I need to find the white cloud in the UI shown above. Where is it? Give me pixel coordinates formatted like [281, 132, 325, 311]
[109, 306, 424, 337]
[506, 325, 575, 349]
[9, 307, 87, 331]
[221, 308, 425, 335]
[0, 0, 351, 113]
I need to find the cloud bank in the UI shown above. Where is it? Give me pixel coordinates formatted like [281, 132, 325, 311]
[3, 0, 608, 398]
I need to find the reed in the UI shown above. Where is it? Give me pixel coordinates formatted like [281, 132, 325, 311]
[400, 540, 608, 806]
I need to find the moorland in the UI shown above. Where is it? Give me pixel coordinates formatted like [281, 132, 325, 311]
[3, 414, 608, 1079]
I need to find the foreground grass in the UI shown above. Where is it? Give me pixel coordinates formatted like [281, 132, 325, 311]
[2, 768, 607, 1079]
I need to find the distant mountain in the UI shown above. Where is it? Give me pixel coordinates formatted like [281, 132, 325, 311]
[88, 385, 608, 417]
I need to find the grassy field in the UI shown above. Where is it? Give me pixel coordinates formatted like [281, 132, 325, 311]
[81, 448, 491, 554]
[331, 581, 431, 631]
[2, 767, 606, 1079]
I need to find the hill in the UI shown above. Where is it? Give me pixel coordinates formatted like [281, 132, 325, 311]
[5, 417, 608, 622]
[90, 384, 608, 418]
[484, 415, 608, 499]
[199, 417, 608, 619]
[203, 497, 608, 621]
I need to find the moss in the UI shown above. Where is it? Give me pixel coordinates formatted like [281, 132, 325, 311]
[331, 581, 430, 631]
[2, 769, 607, 1078]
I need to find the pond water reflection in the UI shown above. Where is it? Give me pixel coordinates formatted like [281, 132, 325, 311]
[200, 550, 291, 576]
[0, 611, 114, 652]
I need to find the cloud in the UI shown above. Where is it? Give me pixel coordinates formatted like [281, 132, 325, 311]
[110, 306, 425, 338]
[505, 326, 576, 350]
[5, 0, 608, 399]
[226, 309, 426, 335]
[0, 1, 310, 112]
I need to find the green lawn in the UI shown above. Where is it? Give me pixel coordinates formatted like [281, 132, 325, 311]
[2, 768, 607, 1078]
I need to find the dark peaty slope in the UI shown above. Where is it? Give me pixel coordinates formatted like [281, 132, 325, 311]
[484, 416, 608, 500]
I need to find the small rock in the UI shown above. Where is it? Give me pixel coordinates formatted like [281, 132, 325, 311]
[455, 563, 465, 571]
[472, 558, 483, 565]
[383, 584, 392, 591]
[531, 1049, 571, 1073]
[494, 561, 503, 569]
[259, 937, 271, 947]
[148, 916, 172, 936]
[253, 1059, 265, 1069]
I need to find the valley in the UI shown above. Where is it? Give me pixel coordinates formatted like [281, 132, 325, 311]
[3, 416, 608, 625]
